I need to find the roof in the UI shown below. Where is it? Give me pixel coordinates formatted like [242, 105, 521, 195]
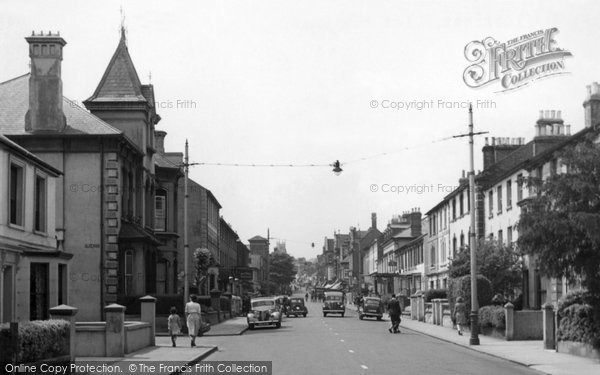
[0, 74, 122, 136]
[85, 31, 147, 103]
[119, 222, 162, 245]
[0, 134, 62, 175]
[248, 235, 268, 242]
[155, 152, 181, 169]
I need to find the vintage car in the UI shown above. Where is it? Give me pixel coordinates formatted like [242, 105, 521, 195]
[357, 296, 383, 320]
[322, 291, 345, 317]
[286, 297, 308, 317]
[247, 297, 282, 329]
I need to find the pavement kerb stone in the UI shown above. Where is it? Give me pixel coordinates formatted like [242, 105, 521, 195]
[398, 324, 550, 375]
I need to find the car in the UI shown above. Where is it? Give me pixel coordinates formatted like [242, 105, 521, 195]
[357, 297, 383, 320]
[322, 291, 345, 317]
[247, 297, 282, 329]
[287, 297, 308, 317]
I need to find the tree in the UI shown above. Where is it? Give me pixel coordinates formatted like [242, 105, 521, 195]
[193, 248, 217, 293]
[269, 252, 297, 294]
[448, 240, 522, 298]
[518, 133, 600, 297]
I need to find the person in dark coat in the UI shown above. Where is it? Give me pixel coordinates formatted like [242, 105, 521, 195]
[387, 294, 401, 333]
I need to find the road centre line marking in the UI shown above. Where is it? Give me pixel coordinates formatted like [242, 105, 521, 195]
[361, 365, 368, 370]
[349, 349, 355, 353]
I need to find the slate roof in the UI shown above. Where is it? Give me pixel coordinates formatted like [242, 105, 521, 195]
[155, 152, 181, 169]
[0, 74, 121, 136]
[85, 31, 147, 103]
[248, 235, 268, 242]
[0, 133, 62, 175]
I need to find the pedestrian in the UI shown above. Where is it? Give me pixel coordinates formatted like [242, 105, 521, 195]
[387, 294, 401, 334]
[305, 292, 308, 302]
[185, 294, 202, 347]
[167, 306, 181, 347]
[454, 297, 467, 336]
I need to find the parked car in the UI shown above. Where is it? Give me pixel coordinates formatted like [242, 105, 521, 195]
[357, 296, 383, 320]
[323, 291, 345, 317]
[247, 297, 282, 329]
[287, 297, 308, 317]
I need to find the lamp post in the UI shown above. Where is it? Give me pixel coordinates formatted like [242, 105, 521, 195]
[183, 140, 190, 308]
[452, 104, 487, 346]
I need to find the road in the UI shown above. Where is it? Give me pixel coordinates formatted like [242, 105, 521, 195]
[205, 295, 541, 375]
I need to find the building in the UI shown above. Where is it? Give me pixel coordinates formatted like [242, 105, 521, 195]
[153, 130, 183, 295]
[176, 179, 222, 295]
[219, 217, 239, 291]
[0, 134, 64, 322]
[0, 31, 162, 319]
[425, 197, 451, 290]
[248, 235, 269, 293]
[375, 210, 422, 295]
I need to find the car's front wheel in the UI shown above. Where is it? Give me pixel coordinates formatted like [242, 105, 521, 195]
[248, 324, 255, 330]
[377, 316, 382, 321]
[303, 313, 307, 317]
[359, 314, 363, 320]
[341, 313, 345, 317]
[275, 322, 281, 328]
[323, 312, 327, 317]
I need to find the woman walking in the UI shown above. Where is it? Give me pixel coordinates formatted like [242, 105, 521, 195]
[454, 297, 467, 336]
[185, 294, 202, 347]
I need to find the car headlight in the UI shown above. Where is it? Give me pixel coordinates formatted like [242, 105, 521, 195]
[247, 313, 255, 318]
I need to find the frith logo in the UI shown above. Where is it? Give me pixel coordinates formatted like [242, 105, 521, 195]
[463, 28, 573, 92]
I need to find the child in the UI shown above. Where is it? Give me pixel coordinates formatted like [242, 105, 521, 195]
[168, 307, 182, 347]
[454, 297, 467, 336]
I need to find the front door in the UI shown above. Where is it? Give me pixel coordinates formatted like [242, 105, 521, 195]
[30, 263, 49, 320]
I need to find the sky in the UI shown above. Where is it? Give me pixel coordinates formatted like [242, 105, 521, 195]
[2, 0, 599, 260]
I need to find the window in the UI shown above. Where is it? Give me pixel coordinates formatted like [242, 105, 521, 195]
[488, 190, 494, 218]
[498, 230, 503, 244]
[550, 159, 558, 176]
[452, 236, 457, 256]
[35, 175, 47, 232]
[9, 164, 24, 226]
[430, 246, 436, 267]
[506, 179, 512, 209]
[459, 193, 464, 216]
[497, 185, 503, 214]
[58, 264, 67, 305]
[460, 233, 465, 248]
[517, 174, 523, 201]
[452, 199, 456, 220]
[507, 226, 513, 245]
[154, 190, 166, 231]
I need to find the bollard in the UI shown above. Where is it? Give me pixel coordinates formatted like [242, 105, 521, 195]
[210, 289, 222, 322]
[417, 294, 425, 322]
[140, 295, 156, 346]
[504, 302, 514, 341]
[49, 304, 79, 361]
[542, 303, 556, 350]
[104, 303, 126, 357]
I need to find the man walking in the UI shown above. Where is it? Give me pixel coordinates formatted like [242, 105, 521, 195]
[387, 294, 401, 334]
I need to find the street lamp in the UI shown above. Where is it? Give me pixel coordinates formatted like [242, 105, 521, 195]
[332, 160, 343, 175]
[452, 104, 487, 346]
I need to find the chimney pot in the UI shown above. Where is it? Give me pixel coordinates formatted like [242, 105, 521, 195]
[557, 110, 562, 119]
[566, 125, 571, 135]
[551, 110, 556, 119]
[593, 82, 600, 95]
[545, 110, 550, 118]
[539, 110, 544, 119]
[485, 137, 488, 146]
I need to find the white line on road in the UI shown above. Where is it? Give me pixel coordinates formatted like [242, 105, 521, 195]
[340, 339, 345, 342]
[348, 349, 354, 353]
[361, 365, 368, 370]
[334, 332, 338, 335]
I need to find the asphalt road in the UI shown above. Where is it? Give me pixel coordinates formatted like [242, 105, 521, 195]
[206, 295, 541, 375]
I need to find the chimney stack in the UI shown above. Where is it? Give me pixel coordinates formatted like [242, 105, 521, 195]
[584, 82, 600, 128]
[410, 209, 422, 237]
[25, 31, 67, 133]
[154, 130, 167, 154]
[371, 212, 377, 230]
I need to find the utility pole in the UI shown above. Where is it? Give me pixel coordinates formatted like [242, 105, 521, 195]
[453, 104, 487, 346]
[184, 140, 190, 308]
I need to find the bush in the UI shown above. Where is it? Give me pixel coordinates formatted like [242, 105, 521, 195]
[0, 320, 70, 364]
[557, 291, 600, 349]
[478, 305, 505, 329]
[424, 288, 448, 302]
[448, 274, 494, 308]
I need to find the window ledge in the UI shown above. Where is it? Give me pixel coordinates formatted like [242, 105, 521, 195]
[8, 223, 25, 231]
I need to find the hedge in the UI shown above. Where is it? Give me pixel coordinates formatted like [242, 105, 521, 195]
[448, 275, 493, 323]
[424, 288, 448, 302]
[557, 290, 600, 349]
[0, 320, 70, 364]
[478, 305, 505, 329]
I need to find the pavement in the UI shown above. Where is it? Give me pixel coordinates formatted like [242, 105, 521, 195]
[346, 303, 600, 375]
[74, 317, 248, 374]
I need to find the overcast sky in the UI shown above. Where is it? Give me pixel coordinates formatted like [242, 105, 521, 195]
[2, 0, 599, 260]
